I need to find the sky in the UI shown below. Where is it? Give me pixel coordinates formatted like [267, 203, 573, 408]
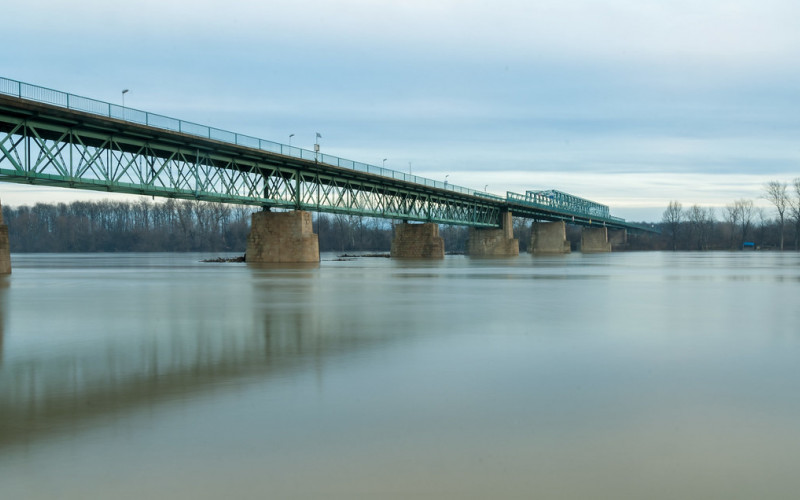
[3, 0, 800, 221]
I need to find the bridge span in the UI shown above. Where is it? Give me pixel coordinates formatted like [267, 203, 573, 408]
[0, 76, 654, 268]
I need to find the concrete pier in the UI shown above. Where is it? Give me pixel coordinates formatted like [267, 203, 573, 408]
[530, 221, 571, 255]
[245, 210, 319, 263]
[391, 222, 445, 259]
[0, 201, 10, 274]
[581, 226, 612, 253]
[608, 228, 628, 250]
[467, 211, 519, 257]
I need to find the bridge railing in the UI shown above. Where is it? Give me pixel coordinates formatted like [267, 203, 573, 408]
[1, 76, 504, 202]
[506, 191, 627, 225]
[525, 189, 610, 218]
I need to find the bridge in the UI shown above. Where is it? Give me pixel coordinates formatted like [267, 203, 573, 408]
[0, 76, 654, 268]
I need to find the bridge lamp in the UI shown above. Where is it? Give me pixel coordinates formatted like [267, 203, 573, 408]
[484, 184, 488, 191]
[121, 89, 130, 120]
[289, 133, 294, 146]
[444, 174, 449, 187]
[383, 158, 387, 168]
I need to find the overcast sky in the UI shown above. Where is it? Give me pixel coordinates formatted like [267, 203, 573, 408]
[4, 0, 800, 220]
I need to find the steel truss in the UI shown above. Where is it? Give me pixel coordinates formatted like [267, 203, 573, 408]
[0, 115, 500, 227]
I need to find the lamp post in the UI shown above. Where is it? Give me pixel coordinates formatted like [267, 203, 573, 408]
[289, 133, 294, 146]
[121, 89, 129, 119]
[444, 174, 449, 188]
[484, 184, 488, 192]
[383, 158, 387, 168]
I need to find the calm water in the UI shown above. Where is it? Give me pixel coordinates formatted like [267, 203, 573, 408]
[1, 251, 799, 499]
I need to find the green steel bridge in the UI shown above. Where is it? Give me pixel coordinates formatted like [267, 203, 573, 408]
[0, 77, 651, 232]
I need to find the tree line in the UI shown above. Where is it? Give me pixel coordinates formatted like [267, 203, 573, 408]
[5, 178, 799, 254]
[659, 178, 800, 251]
[0, 198, 511, 254]
[0, 199, 399, 254]
[2, 199, 252, 253]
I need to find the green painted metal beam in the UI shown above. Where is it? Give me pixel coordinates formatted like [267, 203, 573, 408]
[0, 76, 657, 233]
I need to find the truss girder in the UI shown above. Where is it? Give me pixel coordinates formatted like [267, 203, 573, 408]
[0, 116, 500, 227]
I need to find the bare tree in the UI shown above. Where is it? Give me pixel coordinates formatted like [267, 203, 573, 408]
[736, 199, 755, 249]
[755, 207, 768, 248]
[687, 205, 714, 250]
[724, 203, 741, 249]
[791, 178, 800, 250]
[764, 181, 789, 250]
[513, 217, 531, 252]
[662, 200, 683, 251]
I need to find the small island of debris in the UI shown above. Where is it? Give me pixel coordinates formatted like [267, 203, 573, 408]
[201, 255, 246, 263]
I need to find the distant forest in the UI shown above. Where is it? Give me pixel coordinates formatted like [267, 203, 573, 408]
[2, 195, 799, 254]
[0, 199, 397, 253]
[660, 180, 800, 252]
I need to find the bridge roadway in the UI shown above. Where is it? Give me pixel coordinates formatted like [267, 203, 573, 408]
[0, 77, 655, 263]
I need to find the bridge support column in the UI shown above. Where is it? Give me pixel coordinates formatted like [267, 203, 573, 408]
[531, 221, 571, 255]
[0, 201, 10, 275]
[608, 228, 627, 251]
[245, 210, 319, 263]
[467, 211, 519, 257]
[581, 226, 612, 253]
[391, 222, 445, 259]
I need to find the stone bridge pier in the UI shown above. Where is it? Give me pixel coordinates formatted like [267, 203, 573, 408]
[530, 221, 571, 255]
[466, 211, 519, 257]
[245, 210, 320, 263]
[581, 226, 612, 253]
[390, 222, 445, 259]
[0, 201, 10, 274]
[608, 228, 628, 250]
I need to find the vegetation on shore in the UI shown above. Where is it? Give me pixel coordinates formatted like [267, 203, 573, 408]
[658, 178, 800, 251]
[3, 177, 799, 254]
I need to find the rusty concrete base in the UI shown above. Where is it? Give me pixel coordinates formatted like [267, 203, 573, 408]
[531, 221, 571, 255]
[245, 210, 319, 263]
[391, 222, 445, 259]
[467, 212, 518, 257]
[0, 226, 10, 275]
[609, 228, 628, 250]
[467, 228, 519, 257]
[0, 202, 10, 274]
[581, 226, 612, 253]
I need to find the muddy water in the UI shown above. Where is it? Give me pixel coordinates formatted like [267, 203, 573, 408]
[1, 251, 799, 499]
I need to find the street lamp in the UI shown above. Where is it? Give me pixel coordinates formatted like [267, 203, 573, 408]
[289, 133, 294, 146]
[484, 184, 488, 191]
[121, 89, 129, 119]
[383, 158, 387, 168]
[444, 174, 449, 187]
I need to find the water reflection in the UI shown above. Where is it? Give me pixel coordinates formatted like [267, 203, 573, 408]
[2, 252, 800, 500]
[0, 270, 260, 447]
[0, 261, 428, 449]
[0, 278, 7, 364]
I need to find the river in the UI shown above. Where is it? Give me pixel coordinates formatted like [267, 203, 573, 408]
[1, 251, 799, 499]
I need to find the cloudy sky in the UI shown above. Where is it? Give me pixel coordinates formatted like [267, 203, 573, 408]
[4, 0, 800, 220]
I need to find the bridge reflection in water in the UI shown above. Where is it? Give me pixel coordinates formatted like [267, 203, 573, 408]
[0, 262, 421, 449]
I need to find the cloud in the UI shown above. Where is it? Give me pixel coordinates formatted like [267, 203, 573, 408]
[13, 1, 800, 65]
[446, 170, 795, 221]
[4, 0, 800, 222]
